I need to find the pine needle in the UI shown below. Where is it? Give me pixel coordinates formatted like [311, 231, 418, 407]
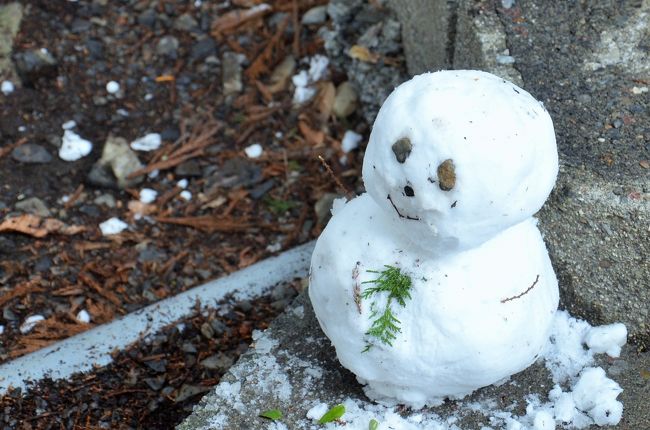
[361, 265, 412, 352]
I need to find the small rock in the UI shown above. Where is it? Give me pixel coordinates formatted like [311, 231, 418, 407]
[249, 179, 276, 200]
[88, 136, 144, 189]
[314, 193, 339, 226]
[144, 376, 165, 391]
[199, 353, 234, 371]
[333, 81, 358, 118]
[206, 158, 262, 189]
[160, 125, 180, 142]
[236, 300, 253, 312]
[210, 319, 227, 336]
[576, 94, 592, 104]
[190, 37, 217, 63]
[93, 193, 116, 208]
[269, 55, 296, 92]
[144, 359, 167, 373]
[70, 18, 91, 33]
[156, 36, 179, 58]
[173, 13, 199, 32]
[181, 342, 197, 354]
[34, 256, 52, 272]
[222, 51, 243, 95]
[200, 322, 214, 339]
[437, 159, 456, 191]
[11, 144, 52, 163]
[174, 384, 210, 403]
[612, 118, 623, 129]
[15, 197, 51, 217]
[137, 9, 156, 27]
[13, 49, 58, 85]
[78, 204, 100, 217]
[302, 5, 328, 25]
[174, 160, 202, 177]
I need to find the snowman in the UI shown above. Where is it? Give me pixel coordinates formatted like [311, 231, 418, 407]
[309, 70, 560, 408]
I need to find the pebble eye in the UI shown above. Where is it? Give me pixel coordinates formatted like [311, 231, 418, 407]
[392, 138, 412, 163]
[404, 185, 415, 197]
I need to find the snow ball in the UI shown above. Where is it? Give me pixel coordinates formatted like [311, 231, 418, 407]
[99, 217, 128, 235]
[20, 315, 45, 334]
[308, 55, 329, 82]
[76, 309, 91, 323]
[1, 80, 15, 95]
[59, 130, 93, 161]
[584, 323, 627, 357]
[148, 169, 160, 179]
[106, 81, 120, 94]
[341, 130, 363, 153]
[139, 188, 158, 204]
[571, 367, 623, 426]
[306, 403, 329, 420]
[130, 133, 161, 151]
[330, 197, 347, 217]
[176, 178, 188, 189]
[0, 325, 4, 335]
[180, 190, 192, 201]
[61, 120, 76, 130]
[244, 143, 263, 158]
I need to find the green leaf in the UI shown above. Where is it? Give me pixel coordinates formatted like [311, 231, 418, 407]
[318, 404, 346, 424]
[259, 409, 283, 421]
[369, 418, 379, 430]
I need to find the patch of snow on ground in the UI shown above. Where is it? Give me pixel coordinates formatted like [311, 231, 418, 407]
[1, 80, 14, 95]
[341, 130, 362, 153]
[20, 315, 45, 334]
[106, 81, 120, 94]
[139, 188, 157, 204]
[76, 309, 91, 323]
[180, 190, 192, 201]
[61, 120, 76, 130]
[291, 55, 329, 103]
[59, 130, 93, 161]
[245, 143, 263, 158]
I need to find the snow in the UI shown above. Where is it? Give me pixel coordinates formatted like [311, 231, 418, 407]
[20, 315, 45, 334]
[244, 143, 263, 158]
[76, 310, 91, 324]
[176, 178, 188, 189]
[0, 325, 3, 335]
[584, 323, 627, 357]
[180, 190, 192, 201]
[99, 217, 128, 235]
[106, 81, 120, 94]
[291, 55, 329, 103]
[61, 120, 76, 130]
[130, 133, 161, 151]
[310, 71, 560, 409]
[341, 130, 363, 153]
[1, 80, 15, 95]
[139, 188, 158, 204]
[306, 403, 329, 420]
[59, 130, 93, 161]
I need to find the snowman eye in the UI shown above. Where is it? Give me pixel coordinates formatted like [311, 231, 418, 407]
[404, 185, 415, 197]
[437, 159, 456, 191]
[391, 138, 412, 163]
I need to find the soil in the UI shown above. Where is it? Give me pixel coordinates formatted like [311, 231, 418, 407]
[0, 0, 409, 427]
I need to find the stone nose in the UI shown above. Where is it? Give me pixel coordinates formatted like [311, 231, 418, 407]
[392, 138, 412, 163]
[437, 159, 456, 191]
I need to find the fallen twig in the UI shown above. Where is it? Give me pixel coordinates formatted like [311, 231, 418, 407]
[501, 275, 540, 303]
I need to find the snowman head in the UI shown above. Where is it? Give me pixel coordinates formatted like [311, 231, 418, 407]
[362, 70, 558, 253]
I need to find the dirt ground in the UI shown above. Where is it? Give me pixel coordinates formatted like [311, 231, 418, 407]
[0, 0, 408, 427]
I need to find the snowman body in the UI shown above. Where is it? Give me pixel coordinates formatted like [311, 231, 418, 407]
[309, 71, 560, 408]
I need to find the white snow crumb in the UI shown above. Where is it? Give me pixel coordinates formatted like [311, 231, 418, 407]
[2, 80, 15, 95]
[139, 188, 158, 204]
[99, 217, 128, 235]
[532, 410, 555, 430]
[20, 315, 45, 334]
[275, 131, 283, 138]
[116, 108, 129, 117]
[308, 55, 329, 82]
[341, 130, 363, 153]
[176, 178, 188, 189]
[267, 422, 288, 430]
[61, 195, 71, 203]
[293, 85, 316, 104]
[584, 323, 627, 357]
[106, 81, 120, 94]
[292, 70, 309, 87]
[176, 322, 186, 332]
[76, 309, 91, 323]
[59, 130, 93, 161]
[291, 305, 305, 319]
[144, 93, 154, 101]
[254, 335, 278, 354]
[306, 403, 329, 420]
[631, 86, 648, 94]
[179, 190, 192, 201]
[496, 54, 516, 65]
[61, 120, 76, 130]
[542, 310, 593, 383]
[18, 125, 26, 132]
[148, 169, 160, 179]
[0, 325, 3, 335]
[130, 133, 161, 151]
[501, 0, 515, 8]
[572, 367, 623, 426]
[265, 242, 282, 253]
[244, 143, 263, 158]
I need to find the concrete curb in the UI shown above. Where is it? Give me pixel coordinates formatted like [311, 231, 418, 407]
[0, 242, 314, 394]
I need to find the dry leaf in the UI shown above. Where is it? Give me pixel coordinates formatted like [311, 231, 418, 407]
[298, 118, 325, 146]
[348, 45, 379, 63]
[212, 4, 272, 35]
[0, 214, 85, 238]
[312, 81, 336, 125]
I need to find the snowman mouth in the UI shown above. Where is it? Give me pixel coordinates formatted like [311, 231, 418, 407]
[387, 194, 420, 221]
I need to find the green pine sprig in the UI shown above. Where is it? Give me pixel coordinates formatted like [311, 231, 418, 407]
[361, 265, 412, 352]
